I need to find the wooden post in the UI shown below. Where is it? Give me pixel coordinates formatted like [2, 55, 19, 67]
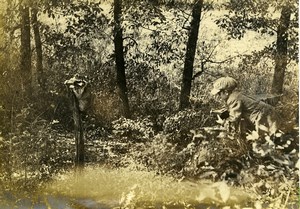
[65, 75, 89, 169]
[71, 92, 84, 168]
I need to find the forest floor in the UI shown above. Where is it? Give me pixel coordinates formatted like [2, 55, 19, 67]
[0, 120, 299, 209]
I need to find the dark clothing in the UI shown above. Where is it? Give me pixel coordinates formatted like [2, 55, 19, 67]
[226, 91, 278, 135]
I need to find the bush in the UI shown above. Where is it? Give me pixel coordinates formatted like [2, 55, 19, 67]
[0, 119, 74, 191]
[163, 109, 206, 133]
[112, 117, 155, 142]
[131, 134, 189, 176]
[162, 109, 215, 146]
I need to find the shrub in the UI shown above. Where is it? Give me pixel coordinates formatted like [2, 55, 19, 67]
[162, 109, 215, 146]
[112, 117, 154, 142]
[0, 119, 74, 191]
[163, 109, 210, 134]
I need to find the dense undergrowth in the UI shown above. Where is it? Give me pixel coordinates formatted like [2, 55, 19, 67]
[0, 104, 298, 208]
[0, 0, 298, 208]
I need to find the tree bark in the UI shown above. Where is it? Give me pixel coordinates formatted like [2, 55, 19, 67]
[31, 8, 44, 90]
[113, 0, 131, 118]
[179, 0, 203, 110]
[20, 5, 32, 92]
[271, 6, 291, 95]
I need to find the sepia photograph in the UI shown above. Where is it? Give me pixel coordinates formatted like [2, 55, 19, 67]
[0, 0, 298, 208]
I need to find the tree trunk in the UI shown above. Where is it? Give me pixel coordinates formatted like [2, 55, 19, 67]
[20, 5, 32, 93]
[179, 0, 203, 110]
[271, 6, 291, 96]
[31, 8, 44, 90]
[113, 0, 131, 118]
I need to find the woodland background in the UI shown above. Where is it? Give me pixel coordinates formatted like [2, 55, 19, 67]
[0, 0, 299, 208]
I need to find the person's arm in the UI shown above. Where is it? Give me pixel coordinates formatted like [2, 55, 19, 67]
[227, 98, 242, 122]
[216, 99, 242, 126]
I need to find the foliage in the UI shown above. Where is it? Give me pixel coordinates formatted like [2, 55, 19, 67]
[126, 62, 180, 121]
[215, 0, 298, 61]
[112, 117, 155, 141]
[163, 108, 214, 135]
[0, 1, 298, 208]
[123, 5, 188, 69]
[122, 2, 189, 86]
[42, 0, 111, 84]
[106, 125, 299, 207]
[0, 118, 74, 191]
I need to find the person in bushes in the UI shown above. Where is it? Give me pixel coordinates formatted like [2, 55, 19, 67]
[210, 76, 278, 137]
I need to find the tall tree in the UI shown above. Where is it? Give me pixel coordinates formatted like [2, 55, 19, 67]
[20, 3, 31, 92]
[216, 0, 298, 98]
[114, 0, 131, 118]
[31, 7, 44, 90]
[271, 5, 292, 95]
[179, 0, 203, 110]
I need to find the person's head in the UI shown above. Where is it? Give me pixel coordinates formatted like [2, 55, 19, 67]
[211, 76, 238, 100]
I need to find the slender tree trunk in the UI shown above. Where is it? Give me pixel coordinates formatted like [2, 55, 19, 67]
[113, 0, 131, 118]
[271, 6, 291, 96]
[31, 8, 44, 90]
[20, 5, 32, 93]
[179, 0, 203, 110]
